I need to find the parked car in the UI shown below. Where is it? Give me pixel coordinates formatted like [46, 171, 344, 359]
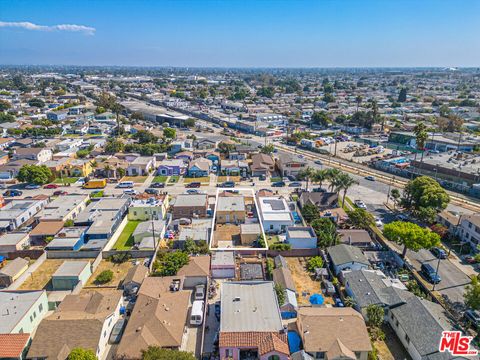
[354, 200, 367, 209]
[123, 189, 138, 195]
[25, 184, 41, 189]
[109, 319, 127, 344]
[44, 184, 59, 189]
[194, 284, 205, 300]
[214, 302, 221, 320]
[186, 182, 201, 188]
[186, 189, 203, 194]
[464, 255, 479, 264]
[431, 247, 447, 260]
[464, 309, 480, 329]
[259, 175, 267, 181]
[287, 175, 297, 181]
[271, 181, 285, 187]
[289, 182, 302, 187]
[145, 188, 159, 195]
[53, 190, 68, 196]
[421, 263, 441, 284]
[3, 189, 22, 197]
[314, 160, 323, 165]
[365, 175, 376, 181]
[218, 181, 235, 188]
[151, 182, 165, 188]
[374, 217, 383, 228]
[312, 187, 325, 193]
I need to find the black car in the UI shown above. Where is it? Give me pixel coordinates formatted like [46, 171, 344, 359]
[3, 189, 22, 197]
[218, 181, 235, 188]
[145, 188, 159, 195]
[186, 182, 201, 188]
[271, 181, 285, 187]
[214, 302, 221, 320]
[465, 309, 480, 329]
[431, 247, 447, 259]
[421, 263, 441, 284]
[151, 182, 165, 188]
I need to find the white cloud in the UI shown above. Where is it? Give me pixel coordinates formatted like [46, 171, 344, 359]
[0, 21, 95, 35]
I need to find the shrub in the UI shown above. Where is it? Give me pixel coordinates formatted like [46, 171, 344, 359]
[269, 243, 291, 251]
[266, 258, 274, 279]
[153, 251, 189, 276]
[306, 256, 324, 272]
[109, 253, 131, 264]
[95, 270, 113, 284]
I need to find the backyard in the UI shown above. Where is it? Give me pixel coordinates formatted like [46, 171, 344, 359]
[86, 259, 138, 287]
[113, 220, 141, 250]
[18, 259, 65, 290]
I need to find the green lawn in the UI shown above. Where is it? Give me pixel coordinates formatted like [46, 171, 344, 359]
[267, 235, 280, 246]
[53, 177, 79, 184]
[153, 176, 168, 183]
[113, 221, 141, 250]
[270, 177, 282, 182]
[169, 175, 180, 183]
[121, 176, 148, 184]
[184, 176, 210, 184]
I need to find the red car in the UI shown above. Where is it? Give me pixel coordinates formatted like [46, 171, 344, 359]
[53, 190, 68, 196]
[464, 255, 479, 264]
[44, 184, 59, 189]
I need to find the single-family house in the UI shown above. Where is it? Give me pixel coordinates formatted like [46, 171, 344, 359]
[250, 153, 275, 177]
[276, 153, 307, 177]
[298, 192, 339, 211]
[188, 158, 212, 177]
[328, 244, 370, 275]
[0, 290, 48, 334]
[177, 255, 210, 288]
[0, 233, 30, 254]
[272, 267, 298, 319]
[128, 195, 169, 221]
[122, 264, 149, 295]
[0, 257, 29, 287]
[216, 195, 246, 224]
[258, 197, 294, 234]
[296, 307, 371, 360]
[132, 220, 166, 249]
[27, 290, 122, 360]
[116, 277, 190, 358]
[12, 148, 52, 164]
[0, 333, 31, 360]
[338, 229, 375, 249]
[157, 159, 187, 176]
[127, 156, 156, 176]
[211, 251, 235, 279]
[172, 194, 208, 220]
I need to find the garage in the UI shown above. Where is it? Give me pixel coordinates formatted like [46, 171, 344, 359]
[211, 251, 235, 279]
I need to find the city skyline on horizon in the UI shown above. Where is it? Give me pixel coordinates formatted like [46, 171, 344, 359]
[1, 0, 479, 68]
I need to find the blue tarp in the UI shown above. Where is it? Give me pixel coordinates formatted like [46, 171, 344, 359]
[288, 331, 301, 353]
[309, 293, 324, 305]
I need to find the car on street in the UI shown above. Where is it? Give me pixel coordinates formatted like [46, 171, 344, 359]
[214, 302, 221, 320]
[421, 263, 441, 284]
[464, 255, 479, 264]
[354, 200, 367, 209]
[365, 175, 376, 181]
[397, 214, 409, 221]
[314, 160, 323, 165]
[109, 319, 127, 344]
[431, 247, 447, 259]
[123, 189, 138, 195]
[186, 182, 201, 188]
[312, 187, 325, 193]
[53, 190, 68, 196]
[25, 184, 41, 189]
[464, 309, 480, 329]
[218, 181, 235, 188]
[259, 175, 266, 181]
[151, 182, 165, 188]
[287, 175, 297, 181]
[271, 181, 285, 187]
[374, 217, 383, 228]
[186, 189, 204, 194]
[289, 182, 302, 187]
[44, 184, 59, 189]
[145, 188, 159, 195]
[3, 189, 22, 197]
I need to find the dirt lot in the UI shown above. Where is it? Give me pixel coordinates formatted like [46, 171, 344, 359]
[375, 324, 411, 360]
[286, 257, 333, 306]
[318, 141, 393, 163]
[86, 259, 139, 287]
[19, 259, 65, 290]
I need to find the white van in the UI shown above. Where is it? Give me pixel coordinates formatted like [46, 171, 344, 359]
[190, 300, 204, 326]
[117, 181, 134, 188]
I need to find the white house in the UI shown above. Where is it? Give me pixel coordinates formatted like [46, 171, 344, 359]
[285, 226, 317, 249]
[257, 196, 294, 234]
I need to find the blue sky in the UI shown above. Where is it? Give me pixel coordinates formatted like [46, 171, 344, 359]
[0, 0, 479, 67]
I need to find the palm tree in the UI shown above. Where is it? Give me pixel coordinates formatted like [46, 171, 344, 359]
[111, 102, 124, 136]
[312, 169, 328, 190]
[355, 95, 362, 112]
[325, 168, 341, 191]
[298, 166, 316, 191]
[413, 122, 429, 168]
[336, 173, 359, 207]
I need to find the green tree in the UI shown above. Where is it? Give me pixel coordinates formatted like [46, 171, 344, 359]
[183, 238, 197, 254]
[67, 348, 96, 360]
[335, 173, 358, 207]
[312, 169, 328, 190]
[141, 346, 196, 360]
[17, 164, 52, 185]
[274, 283, 286, 305]
[95, 270, 113, 284]
[260, 144, 275, 154]
[398, 88, 407, 102]
[297, 166, 316, 191]
[111, 102, 124, 135]
[0, 99, 11, 111]
[257, 86, 275, 98]
[28, 98, 45, 108]
[0, 112, 15, 123]
[105, 138, 125, 154]
[344, 296, 356, 307]
[311, 218, 339, 248]
[346, 208, 375, 230]
[325, 168, 341, 191]
[465, 277, 480, 310]
[311, 112, 330, 127]
[153, 251, 189, 276]
[401, 176, 450, 223]
[355, 95, 362, 112]
[413, 122, 428, 151]
[133, 130, 159, 144]
[307, 256, 324, 272]
[301, 203, 320, 223]
[366, 304, 384, 328]
[390, 188, 401, 210]
[163, 127, 176, 139]
[383, 221, 440, 257]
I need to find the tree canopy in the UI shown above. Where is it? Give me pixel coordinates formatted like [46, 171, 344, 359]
[153, 251, 189, 276]
[346, 208, 374, 230]
[163, 127, 176, 139]
[383, 221, 440, 257]
[311, 218, 339, 248]
[465, 277, 480, 311]
[17, 164, 52, 185]
[67, 348, 96, 360]
[141, 346, 196, 360]
[401, 176, 450, 223]
[28, 98, 45, 108]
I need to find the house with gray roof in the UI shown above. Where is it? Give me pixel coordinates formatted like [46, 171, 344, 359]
[0, 290, 48, 334]
[327, 244, 370, 275]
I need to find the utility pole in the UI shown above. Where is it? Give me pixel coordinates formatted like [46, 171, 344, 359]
[151, 214, 156, 250]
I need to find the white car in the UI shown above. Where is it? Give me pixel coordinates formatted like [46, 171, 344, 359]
[123, 189, 138, 195]
[354, 200, 367, 210]
[375, 217, 383, 227]
[25, 184, 41, 189]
